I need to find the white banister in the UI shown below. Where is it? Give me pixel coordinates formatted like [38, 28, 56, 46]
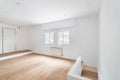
[67, 57, 91, 80]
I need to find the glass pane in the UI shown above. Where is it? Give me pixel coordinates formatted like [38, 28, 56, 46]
[45, 32, 54, 44]
[49, 32, 54, 44]
[64, 31, 70, 44]
[45, 32, 50, 44]
[58, 32, 64, 44]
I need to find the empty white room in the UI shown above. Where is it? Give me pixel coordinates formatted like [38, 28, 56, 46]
[0, 0, 120, 80]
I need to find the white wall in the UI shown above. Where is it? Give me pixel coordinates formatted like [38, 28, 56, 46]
[0, 23, 29, 51]
[99, 0, 120, 80]
[16, 27, 29, 50]
[28, 15, 99, 66]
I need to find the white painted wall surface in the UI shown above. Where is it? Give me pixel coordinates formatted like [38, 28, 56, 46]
[28, 15, 99, 66]
[16, 27, 29, 50]
[99, 0, 120, 80]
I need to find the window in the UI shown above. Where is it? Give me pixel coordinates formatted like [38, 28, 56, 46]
[58, 31, 70, 45]
[45, 32, 54, 44]
[45, 30, 70, 45]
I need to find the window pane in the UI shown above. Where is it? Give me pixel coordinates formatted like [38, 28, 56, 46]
[45, 32, 54, 44]
[58, 31, 70, 45]
[50, 32, 54, 44]
[64, 31, 70, 44]
[58, 32, 64, 44]
[45, 32, 50, 44]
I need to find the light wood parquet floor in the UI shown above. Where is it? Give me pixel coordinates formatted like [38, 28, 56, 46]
[0, 53, 75, 80]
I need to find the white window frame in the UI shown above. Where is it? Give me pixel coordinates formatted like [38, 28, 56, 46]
[45, 31, 55, 45]
[57, 30, 70, 45]
[44, 29, 71, 45]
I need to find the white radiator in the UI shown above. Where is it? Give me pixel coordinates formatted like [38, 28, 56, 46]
[51, 47, 62, 56]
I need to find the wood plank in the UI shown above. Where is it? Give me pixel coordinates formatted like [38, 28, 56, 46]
[82, 65, 98, 80]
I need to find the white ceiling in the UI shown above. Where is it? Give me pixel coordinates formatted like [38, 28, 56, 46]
[0, 0, 100, 26]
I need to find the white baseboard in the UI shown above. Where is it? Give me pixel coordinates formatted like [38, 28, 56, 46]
[32, 52, 76, 61]
[32, 51, 98, 66]
[32, 50, 98, 67]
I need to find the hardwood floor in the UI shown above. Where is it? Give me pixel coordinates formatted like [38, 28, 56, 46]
[0, 53, 75, 80]
[82, 65, 98, 80]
